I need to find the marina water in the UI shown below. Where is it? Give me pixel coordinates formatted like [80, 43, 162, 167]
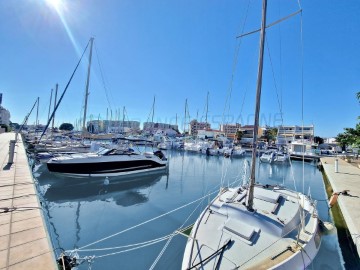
[33, 149, 344, 269]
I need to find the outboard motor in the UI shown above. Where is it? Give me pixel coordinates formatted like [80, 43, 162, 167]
[154, 150, 167, 161]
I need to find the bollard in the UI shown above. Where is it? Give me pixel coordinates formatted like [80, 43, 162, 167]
[334, 158, 339, 173]
[8, 140, 16, 164]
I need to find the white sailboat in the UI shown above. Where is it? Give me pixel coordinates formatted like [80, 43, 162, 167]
[182, 1, 321, 269]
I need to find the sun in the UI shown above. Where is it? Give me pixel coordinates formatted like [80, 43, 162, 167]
[45, 0, 63, 12]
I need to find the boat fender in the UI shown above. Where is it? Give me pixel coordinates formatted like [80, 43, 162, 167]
[329, 190, 350, 207]
[104, 177, 109, 185]
[328, 192, 339, 208]
[318, 220, 335, 235]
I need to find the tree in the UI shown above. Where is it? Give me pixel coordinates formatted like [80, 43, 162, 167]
[59, 123, 74, 131]
[236, 130, 243, 142]
[335, 92, 360, 150]
[10, 121, 20, 130]
[262, 127, 278, 143]
[336, 123, 360, 150]
[314, 136, 324, 145]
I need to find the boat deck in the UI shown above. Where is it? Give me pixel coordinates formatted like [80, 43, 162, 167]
[321, 156, 360, 258]
[0, 132, 57, 269]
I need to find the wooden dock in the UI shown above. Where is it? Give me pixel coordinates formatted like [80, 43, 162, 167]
[321, 156, 360, 258]
[0, 132, 57, 269]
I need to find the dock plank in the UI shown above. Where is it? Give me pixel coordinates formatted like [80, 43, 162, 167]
[0, 132, 57, 269]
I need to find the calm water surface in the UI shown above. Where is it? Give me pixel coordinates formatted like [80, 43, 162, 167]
[33, 150, 344, 270]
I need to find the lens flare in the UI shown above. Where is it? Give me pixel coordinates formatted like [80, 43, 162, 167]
[45, 0, 83, 56]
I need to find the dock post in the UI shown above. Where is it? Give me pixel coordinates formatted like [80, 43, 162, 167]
[8, 140, 16, 164]
[334, 158, 339, 173]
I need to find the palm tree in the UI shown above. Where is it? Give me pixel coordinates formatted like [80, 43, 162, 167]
[357, 91, 360, 103]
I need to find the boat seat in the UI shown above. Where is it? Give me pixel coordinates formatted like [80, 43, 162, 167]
[219, 190, 238, 202]
[209, 200, 224, 212]
[223, 218, 260, 244]
[254, 188, 280, 204]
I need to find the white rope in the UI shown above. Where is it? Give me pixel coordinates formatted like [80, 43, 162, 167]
[149, 232, 176, 270]
[74, 189, 221, 251]
[149, 177, 218, 269]
[76, 235, 171, 252]
[65, 175, 244, 267]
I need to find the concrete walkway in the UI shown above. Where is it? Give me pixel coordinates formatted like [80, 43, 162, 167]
[321, 156, 360, 257]
[0, 132, 57, 269]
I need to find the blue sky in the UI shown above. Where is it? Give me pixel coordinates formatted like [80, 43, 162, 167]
[1, 0, 359, 137]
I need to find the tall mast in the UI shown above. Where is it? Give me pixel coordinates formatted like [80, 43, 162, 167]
[151, 96, 155, 132]
[247, 0, 267, 211]
[47, 89, 53, 123]
[82, 37, 94, 132]
[205, 91, 209, 123]
[35, 97, 39, 127]
[51, 83, 58, 134]
[122, 106, 125, 132]
[184, 98, 187, 134]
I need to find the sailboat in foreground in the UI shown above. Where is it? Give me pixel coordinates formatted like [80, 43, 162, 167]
[182, 1, 321, 269]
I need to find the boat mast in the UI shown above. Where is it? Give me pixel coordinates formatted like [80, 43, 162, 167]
[35, 97, 39, 128]
[247, 0, 267, 211]
[122, 106, 125, 132]
[151, 96, 155, 133]
[47, 88, 53, 123]
[51, 83, 58, 135]
[183, 98, 187, 134]
[82, 37, 94, 133]
[205, 91, 209, 124]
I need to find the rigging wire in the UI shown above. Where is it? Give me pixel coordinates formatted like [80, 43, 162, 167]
[64, 174, 245, 266]
[149, 191, 207, 270]
[265, 37, 284, 124]
[221, 0, 251, 127]
[39, 39, 91, 141]
[94, 41, 113, 111]
[71, 188, 221, 252]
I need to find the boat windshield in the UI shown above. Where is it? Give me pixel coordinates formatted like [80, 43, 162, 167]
[96, 147, 112, 155]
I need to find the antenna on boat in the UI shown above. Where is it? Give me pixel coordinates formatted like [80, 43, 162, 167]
[247, 0, 267, 212]
[82, 37, 94, 133]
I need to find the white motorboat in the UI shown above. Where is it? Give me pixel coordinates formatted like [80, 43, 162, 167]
[47, 148, 168, 177]
[224, 146, 246, 158]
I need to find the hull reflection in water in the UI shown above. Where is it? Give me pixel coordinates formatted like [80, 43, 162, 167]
[38, 170, 168, 206]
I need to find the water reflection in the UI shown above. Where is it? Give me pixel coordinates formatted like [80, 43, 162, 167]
[32, 151, 345, 270]
[37, 169, 168, 206]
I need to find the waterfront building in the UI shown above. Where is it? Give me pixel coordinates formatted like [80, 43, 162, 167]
[87, 120, 140, 133]
[143, 122, 178, 134]
[239, 125, 264, 145]
[276, 125, 314, 145]
[197, 129, 224, 139]
[220, 123, 241, 139]
[189, 120, 210, 135]
[0, 105, 10, 126]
